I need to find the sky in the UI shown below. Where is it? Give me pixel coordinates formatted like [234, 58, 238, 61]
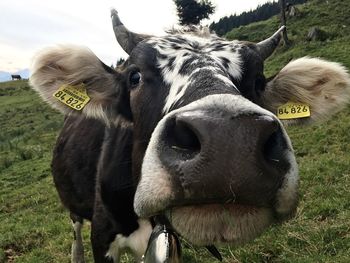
[0, 0, 274, 73]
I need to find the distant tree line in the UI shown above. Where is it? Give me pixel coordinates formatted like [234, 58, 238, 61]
[210, 0, 307, 36]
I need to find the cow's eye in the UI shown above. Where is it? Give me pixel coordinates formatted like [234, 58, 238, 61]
[129, 71, 142, 87]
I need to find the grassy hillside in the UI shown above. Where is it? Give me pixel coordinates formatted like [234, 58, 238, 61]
[1, 1, 350, 261]
[226, 0, 350, 77]
[1, 84, 350, 261]
[0, 81, 72, 262]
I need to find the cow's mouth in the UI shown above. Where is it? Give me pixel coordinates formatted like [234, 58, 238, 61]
[142, 203, 291, 262]
[151, 202, 293, 247]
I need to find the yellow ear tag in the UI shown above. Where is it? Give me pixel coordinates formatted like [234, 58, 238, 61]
[53, 83, 90, 111]
[277, 102, 311, 120]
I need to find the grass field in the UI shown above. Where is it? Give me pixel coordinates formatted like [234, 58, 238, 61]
[1, 0, 350, 262]
[1, 81, 350, 262]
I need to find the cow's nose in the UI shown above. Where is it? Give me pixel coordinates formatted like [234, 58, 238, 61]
[159, 110, 290, 207]
[166, 113, 202, 156]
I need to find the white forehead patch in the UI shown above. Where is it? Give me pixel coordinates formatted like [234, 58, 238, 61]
[146, 34, 243, 113]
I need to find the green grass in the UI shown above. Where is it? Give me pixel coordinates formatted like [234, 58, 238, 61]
[1, 0, 350, 261]
[0, 80, 72, 262]
[1, 84, 350, 262]
[226, 0, 350, 77]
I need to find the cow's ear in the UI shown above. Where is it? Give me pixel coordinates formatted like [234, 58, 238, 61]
[30, 45, 130, 125]
[261, 57, 350, 125]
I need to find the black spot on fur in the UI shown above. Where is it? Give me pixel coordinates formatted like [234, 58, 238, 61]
[220, 57, 231, 70]
[165, 36, 187, 45]
[212, 42, 227, 51]
[171, 43, 181, 50]
[167, 56, 176, 71]
[189, 40, 200, 49]
[179, 56, 198, 75]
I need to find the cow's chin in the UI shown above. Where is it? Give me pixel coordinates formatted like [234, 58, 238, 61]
[164, 204, 273, 246]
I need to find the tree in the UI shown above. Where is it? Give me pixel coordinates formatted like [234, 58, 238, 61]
[174, 0, 215, 26]
[279, 0, 290, 45]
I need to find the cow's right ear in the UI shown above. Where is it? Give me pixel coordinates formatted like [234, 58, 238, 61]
[30, 45, 131, 125]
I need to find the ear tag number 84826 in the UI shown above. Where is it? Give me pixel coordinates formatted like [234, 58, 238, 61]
[277, 102, 311, 120]
[53, 84, 90, 111]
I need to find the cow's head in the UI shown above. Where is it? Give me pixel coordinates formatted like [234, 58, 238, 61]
[30, 10, 350, 247]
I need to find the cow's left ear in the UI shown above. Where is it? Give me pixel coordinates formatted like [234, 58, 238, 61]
[261, 57, 350, 125]
[30, 45, 131, 125]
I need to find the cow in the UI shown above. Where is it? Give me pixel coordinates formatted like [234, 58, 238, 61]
[11, 74, 21, 80]
[29, 9, 350, 263]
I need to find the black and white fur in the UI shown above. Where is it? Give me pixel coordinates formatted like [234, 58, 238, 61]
[29, 10, 350, 263]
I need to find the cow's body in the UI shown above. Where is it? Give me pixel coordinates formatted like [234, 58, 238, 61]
[55, 115, 151, 262]
[29, 9, 350, 263]
[11, 74, 21, 80]
[52, 116, 103, 221]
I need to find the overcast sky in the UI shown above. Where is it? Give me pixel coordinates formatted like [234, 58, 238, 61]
[0, 0, 273, 72]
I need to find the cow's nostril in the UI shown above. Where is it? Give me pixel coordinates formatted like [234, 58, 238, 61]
[169, 119, 201, 154]
[264, 131, 280, 162]
[263, 128, 289, 171]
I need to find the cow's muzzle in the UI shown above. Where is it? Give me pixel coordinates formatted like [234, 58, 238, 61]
[135, 94, 299, 245]
[158, 111, 289, 208]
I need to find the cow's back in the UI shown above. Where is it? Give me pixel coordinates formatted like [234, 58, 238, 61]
[52, 115, 106, 220]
